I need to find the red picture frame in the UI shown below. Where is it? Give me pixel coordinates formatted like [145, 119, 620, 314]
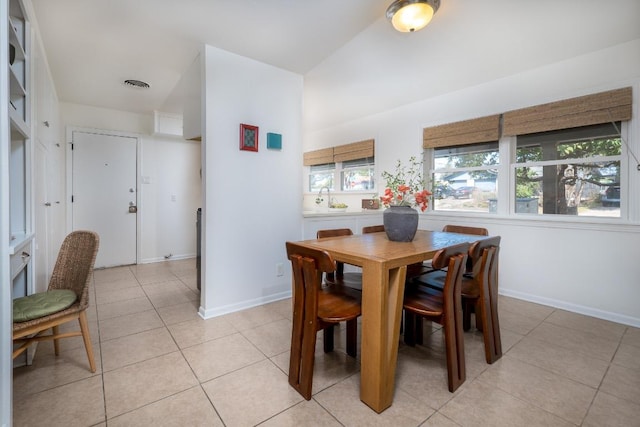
[240, 123, 259, 152]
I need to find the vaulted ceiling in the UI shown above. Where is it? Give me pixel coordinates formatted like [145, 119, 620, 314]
[31, 0, 640, 131]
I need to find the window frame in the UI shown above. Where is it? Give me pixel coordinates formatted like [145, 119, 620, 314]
[307, 157, 377, 194]
[429, 141, 500, 214]
[511, 122, 625, 219]
[424, 121, 630, 222]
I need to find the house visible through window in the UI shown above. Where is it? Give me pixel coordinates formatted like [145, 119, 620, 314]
[431, 142, 499, 213]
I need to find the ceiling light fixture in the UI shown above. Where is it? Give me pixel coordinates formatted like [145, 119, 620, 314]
[386, 0, 440, 33]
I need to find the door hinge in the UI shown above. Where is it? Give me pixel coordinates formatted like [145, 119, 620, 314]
[71, 143, 74, 150]
[71, 195, 74, 203]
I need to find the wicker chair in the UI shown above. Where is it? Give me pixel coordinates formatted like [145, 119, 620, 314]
[12, 230, 100, 372]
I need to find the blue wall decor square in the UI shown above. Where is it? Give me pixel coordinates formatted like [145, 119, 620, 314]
[267, 132, 282, 150]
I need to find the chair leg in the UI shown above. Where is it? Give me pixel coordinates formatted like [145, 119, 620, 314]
[442, 310, 466, 392]
[78, 311, 96, 373]
[289, 312, 318, 400]
[415, 317, 424, 345]
[462, 298, 473, 332]
[479, 292, 502, 364]
[52, 325, 61, 356]
[474, 299, 483, 332]
[404, 311, 416, 346]
[288, 304, 304, 396]
[323, 325, 334, 353]
[346, 320, 357, 357]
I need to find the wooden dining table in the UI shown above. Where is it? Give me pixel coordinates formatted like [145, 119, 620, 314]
[293, 229, 487, 413]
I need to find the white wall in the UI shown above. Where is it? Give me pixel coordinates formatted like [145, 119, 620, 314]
[304, 40, 640, 327]
[60, 103, 202, 263]
[199, 45, 303, 318]
[139, 136, 201, 262]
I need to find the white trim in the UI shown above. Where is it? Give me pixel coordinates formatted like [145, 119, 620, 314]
[421, 210, 640, 232]
[1, 0, 13, 423]
[139, 254, 196, 264]
[198, 291, 292, 319]
[500, 288, 640, 328]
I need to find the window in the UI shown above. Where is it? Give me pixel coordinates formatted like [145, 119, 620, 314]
[431, 142, 499, 213]
[514, 123, 622, 217]
[309, 163, 335, 192]
[308, 157, 375, 192]
[341, 157, 375, 191]
[423, 87, 631, 219]
[305, 139, 376, 194]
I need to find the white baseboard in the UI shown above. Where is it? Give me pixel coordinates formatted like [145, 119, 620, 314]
[198, 291, 292, 319]
[500, 289, 640, 328]
[197, 287, 640, 328]
[139, 254, 196, 264]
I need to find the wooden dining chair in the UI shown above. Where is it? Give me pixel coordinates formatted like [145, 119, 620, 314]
[361, 224, 385, 234]
[419, 225, 489, 274]
[285, 242, 361, 399]
[362, 224, 428, 279]
[403, 242, 470, 392]
[460, 236, 502, 363]
[12, 230, 100, 372]
[442, 224, 489, 236]
[316, 228, 362, 291]
[413, 236, 502, 364]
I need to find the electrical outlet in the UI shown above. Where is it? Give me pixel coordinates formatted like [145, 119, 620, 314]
[276, 263, 284, 277]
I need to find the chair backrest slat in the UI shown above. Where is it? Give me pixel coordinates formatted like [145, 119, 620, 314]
[362, 225, 385, 234]
[317, 228, 353, 239]
[468, 236, 501, 278]
[442, 225, 489, 236]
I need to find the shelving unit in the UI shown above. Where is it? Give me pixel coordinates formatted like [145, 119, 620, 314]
[7, 0, 33, 298]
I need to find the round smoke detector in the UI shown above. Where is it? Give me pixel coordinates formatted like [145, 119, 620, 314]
[123, 79, 150, 89]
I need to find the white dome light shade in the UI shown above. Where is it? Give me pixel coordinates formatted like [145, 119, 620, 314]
[386, 0, 440, 33]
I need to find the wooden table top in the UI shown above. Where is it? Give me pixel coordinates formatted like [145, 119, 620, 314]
[296, 230, 485, 268]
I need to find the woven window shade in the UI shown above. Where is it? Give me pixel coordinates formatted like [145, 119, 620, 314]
[333, 139, 375, 162]
[303, 147, 334, 166]
[423, 115, 501, 149]
[503, 87, 632, 136]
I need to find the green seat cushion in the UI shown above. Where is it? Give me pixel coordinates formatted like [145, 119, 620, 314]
[13, 289, 78, 323]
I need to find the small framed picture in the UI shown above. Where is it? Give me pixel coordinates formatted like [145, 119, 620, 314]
[240, 123, 259, 152]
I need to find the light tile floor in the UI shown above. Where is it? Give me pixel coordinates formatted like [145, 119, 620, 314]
[12, 258, 640, 426]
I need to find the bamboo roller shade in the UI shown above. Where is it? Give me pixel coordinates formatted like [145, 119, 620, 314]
[502, 87, 632, 136]
[423, 115, 501, 149]
[304, 139, 374, 165]
[334, 139, 374, 162]
[303, 147, 334, 166]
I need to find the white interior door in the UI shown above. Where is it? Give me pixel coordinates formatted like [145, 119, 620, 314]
[72, 130, 137, 268]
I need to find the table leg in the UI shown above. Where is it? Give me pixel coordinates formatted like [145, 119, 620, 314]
[359, 261, 407, 413]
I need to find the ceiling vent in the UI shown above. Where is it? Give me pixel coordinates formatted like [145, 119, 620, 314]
[123, 79, 150, 89]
